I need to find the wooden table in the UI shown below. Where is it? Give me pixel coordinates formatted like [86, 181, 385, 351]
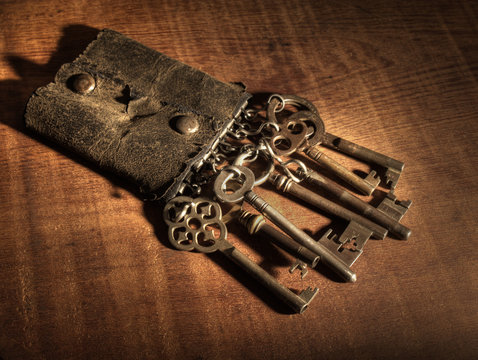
[1, 1, 477, 359]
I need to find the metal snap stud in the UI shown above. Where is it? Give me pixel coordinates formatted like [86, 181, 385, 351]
[70, 73, 96, 94]
[173, 115, 199, 135]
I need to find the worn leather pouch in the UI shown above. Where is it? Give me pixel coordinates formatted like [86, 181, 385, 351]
[25, 29, 250, 200]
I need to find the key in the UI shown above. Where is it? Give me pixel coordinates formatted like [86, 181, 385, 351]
[298, 168, 411, 240]
[305, 144, 380, 196]
[163, 196, 318, 314]
[269, 173, 388, 240]
[213, 165, 357, 283]
[238, 210, 320, 278]
[322, 132, 404, 189]
[267, 96, 380, 195]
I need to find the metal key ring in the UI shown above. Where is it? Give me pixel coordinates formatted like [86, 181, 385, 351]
[266, 94, 319, 123]
[266, 95, 324, 147]
[280, 159, 308, 183]
[233, 149, 275, 186]
[267, 93, 286, 112]
[214, 165, 256, 203]
[259, 139, 307, 183]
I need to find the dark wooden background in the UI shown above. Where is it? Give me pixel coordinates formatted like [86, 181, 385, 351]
[1, 0, 477, 359]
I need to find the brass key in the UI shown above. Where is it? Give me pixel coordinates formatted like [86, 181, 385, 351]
[322, 132, 405, 189]
[163, 196, 318, 314]
[268, 172, 388, 240]
[267, 95, 380, 195]
[298, 168, 411, 240]
[238, 210, 320, 278]
[213, 165, 357, 283]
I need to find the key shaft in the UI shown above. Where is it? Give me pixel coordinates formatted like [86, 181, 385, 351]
[322, 132, 404, 189]
[219, 241, 317, 314]
[164, 195, 318, 314]
[214, 165, 356, 283]
[243, 191, 357, 283]
[300, 169, 411, 240]
[239, 210, 320, 268]
[270, 174, 388, 240]
[305, 146, 377, 195]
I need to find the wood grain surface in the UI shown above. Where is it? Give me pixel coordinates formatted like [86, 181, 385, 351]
[1, 0, 477, 359]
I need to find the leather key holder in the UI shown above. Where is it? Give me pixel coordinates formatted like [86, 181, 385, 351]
[25, 29, 250, 201]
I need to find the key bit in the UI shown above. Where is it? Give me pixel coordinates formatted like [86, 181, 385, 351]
[221, 245, 318, 313]
[318, 222, 372, 267]
[289, 260, 309, 279]
[299, 286, 319, 303]
[377, 191, 412, 222]
[364, 170, 381, 192]
[385, 168, 402, 191]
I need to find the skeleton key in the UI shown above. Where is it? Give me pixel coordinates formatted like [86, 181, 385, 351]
[214, 165, 357, 283]
[238, 210, 320, 278]
[322, 133, 405, 189]
[267, 96, 380, 195]
[269, 173, 388, 240]
[232, 148, 318, 277]
[298, 168, 411, 240]
[163, 196, 318, 314]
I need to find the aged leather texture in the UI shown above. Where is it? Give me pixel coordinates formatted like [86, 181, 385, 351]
[24, 29, 250, 200]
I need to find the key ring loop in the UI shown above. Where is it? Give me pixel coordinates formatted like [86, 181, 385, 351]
[266, 94, 319, 123]
[267, 93, 286, 113]
[259, 139, 307, 183]
[233, 147, 275, 186]
[280, 159, 308, 183]
[233, 120, 280, 138]
[243, 104, 267, 121]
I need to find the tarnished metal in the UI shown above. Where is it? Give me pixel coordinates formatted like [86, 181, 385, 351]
[70, 73, 95, 94]
[318, 222, 372, 267]
[163, 196, 318, 314]
[269, 173, 388, 240]
[268, 118, 308, 156]
[238, 210, 320, 278]
[305, 146, 380, 195]
[214, 165, 256, 203]
[267, 95, 380, 195]
[173, 114, 199, 135]
[376, 191, 412, 222]
[163, 196, 227, 253]
[221, 245, 318, 313]
[322, 133, 405, 189]
[214, 165, 357, 283]
[300, 168, 411, 239]
[232, 148, 275, 186]
[26, 29, 413, 314]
